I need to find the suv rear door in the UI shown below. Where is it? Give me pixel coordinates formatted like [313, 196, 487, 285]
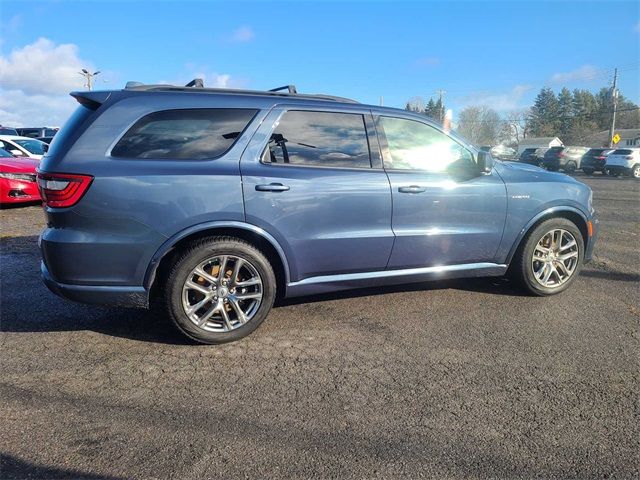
[240, 106, 394, 283]
[375, 113, 507, 269]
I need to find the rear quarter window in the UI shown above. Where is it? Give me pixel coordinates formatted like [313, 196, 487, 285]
[611, 149, 632, 155]
[111, 108, 258, 160]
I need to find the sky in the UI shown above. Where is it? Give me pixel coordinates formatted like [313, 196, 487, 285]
[0, 0, 638, 127]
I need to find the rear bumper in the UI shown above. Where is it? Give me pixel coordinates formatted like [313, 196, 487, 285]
[605, 164, 632, 175]
[0, 179, 40, 204]
[581, 159, 606, 171]
[41, 261, 149, 307]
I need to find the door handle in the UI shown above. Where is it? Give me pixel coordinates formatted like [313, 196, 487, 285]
[255, 183, 290, 192]
[398, 185, 426, 194]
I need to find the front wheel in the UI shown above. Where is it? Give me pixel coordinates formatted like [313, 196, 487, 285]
[583, 168, 594, 175]
[632, 164, 640, 180]
[511, 218, 584, 296]
[564, 162, 577, 174]
[164, 236, 276, 344]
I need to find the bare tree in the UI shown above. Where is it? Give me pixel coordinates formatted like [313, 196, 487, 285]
[456, 105, 501, 145]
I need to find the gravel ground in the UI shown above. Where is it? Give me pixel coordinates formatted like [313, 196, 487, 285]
[1, 174, 638, 479]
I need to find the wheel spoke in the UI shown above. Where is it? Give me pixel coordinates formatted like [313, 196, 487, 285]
[555, 261, 570, 278]
[217, 256, 229, 282]
[185, 280, 210, 295]
[229, 299, 248, 324]
[230, 258, 244, 286]
[558, 250, 578, 261]
[187, 296, 212, 315]
[542, 264, 554, 284]
[194, 267, 217, 285]
[220, 305, 233, 331]
[559, 240, 576, 252]
[232, 292, 262, 301]
[235, 278, 260, 288]
[197, 304, 218, 326]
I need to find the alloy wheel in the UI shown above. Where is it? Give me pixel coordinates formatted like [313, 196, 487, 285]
[531, 229, 579, 288]
[181, 255, 263, 332]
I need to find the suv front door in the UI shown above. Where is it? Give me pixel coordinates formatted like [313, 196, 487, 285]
[241, 106, 394, 282]
[375, 114, 507, 269]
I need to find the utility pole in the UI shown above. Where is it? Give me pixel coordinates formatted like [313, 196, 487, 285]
[608, 68, 618, 148]
[78, 69, 101, 90]
[379, 96, 384, 106]
[435, 89, 446, 123]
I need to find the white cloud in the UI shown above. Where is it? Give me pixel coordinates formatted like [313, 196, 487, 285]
[0, 38, 95, 127]
[0, 37, 93, 95]
[457, 84, 533, 112]
[228, 26, 255, 43]
[549, 65, 599, 84]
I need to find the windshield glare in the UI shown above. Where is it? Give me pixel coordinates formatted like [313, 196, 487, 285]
[13, 139, 47, 155]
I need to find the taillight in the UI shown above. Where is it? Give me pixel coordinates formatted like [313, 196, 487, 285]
[37, 172, 93, 208]
[557, 152, 564, 158]
[625, 155, 633, 160]
[595, 156, 606, 160]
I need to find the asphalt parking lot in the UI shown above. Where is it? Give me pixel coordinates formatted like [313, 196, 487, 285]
[1, 173, 638, 479]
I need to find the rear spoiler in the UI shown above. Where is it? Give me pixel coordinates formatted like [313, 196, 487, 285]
[70, 91, 112, 109]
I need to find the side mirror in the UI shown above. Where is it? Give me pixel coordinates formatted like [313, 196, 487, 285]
[477, 151, 494, 173]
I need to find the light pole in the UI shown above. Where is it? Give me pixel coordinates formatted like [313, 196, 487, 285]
[78, 69, 101, 90]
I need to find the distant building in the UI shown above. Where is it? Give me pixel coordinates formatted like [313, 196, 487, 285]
[585, 129, 640, 148]
[517, 137, 563, 153]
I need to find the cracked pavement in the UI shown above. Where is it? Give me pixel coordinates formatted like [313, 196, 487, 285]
[1, 173, 638, 479]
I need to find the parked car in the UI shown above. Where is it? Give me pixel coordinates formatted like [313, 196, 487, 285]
[490, 145, 517, 161]
[581, 148, 614, 175]
[0, 126, 19, 135]
[542, 146, 589, 173]
[38, 81, 598, 344]
[0, 148, 40, 204]
[0, 135, 48, 159]
[16, 127, 59, 139]
[519, 147, 547, 167]
[604, 148, 640, 179]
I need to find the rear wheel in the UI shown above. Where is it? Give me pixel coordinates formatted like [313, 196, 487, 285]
[632, 164, 640, 180]
[583, 168, 594, 175]
[164, 236, 276, 344]
[512, 218, 583, 296]
[564, 161, 577, 174]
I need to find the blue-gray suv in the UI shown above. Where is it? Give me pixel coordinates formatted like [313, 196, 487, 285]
[38, 81, 598, 344]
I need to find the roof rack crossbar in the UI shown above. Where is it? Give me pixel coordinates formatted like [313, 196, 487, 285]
[269, 85, 297, 94]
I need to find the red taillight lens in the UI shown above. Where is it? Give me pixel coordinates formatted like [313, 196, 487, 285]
[557, 153, 564, 158]
[37, 172, 93, 208]
[595, 156, 606, 160]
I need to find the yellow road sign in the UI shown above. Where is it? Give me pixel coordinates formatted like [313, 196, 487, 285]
[612, 133, 621, 144]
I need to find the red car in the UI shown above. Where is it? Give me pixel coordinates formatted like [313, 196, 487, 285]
[0, 148, 40, 204]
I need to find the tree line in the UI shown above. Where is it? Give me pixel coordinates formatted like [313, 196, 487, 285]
[405, 85, 639, 147]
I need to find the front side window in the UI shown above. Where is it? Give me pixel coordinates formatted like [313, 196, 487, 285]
[112, 108, 257, 160]
[263, 110, 371, 168]
[377, 116, 473, 172]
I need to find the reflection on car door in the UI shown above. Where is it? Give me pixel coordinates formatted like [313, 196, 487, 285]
[241, 107, 394, 282]
[376, 114, 507, 269]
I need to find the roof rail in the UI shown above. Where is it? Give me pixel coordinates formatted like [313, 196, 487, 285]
[123, 79, 359, 104]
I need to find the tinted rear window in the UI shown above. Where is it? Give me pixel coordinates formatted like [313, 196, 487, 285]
[263, 110, 371, 168]
[112, 108, 257, 160]
[612, 149, 632, 155]
[586, 149, 606, 155]
[46, 105, 96, 158]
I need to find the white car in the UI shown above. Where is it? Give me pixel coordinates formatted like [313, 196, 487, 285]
[605, 148, 640, 180]
[0, 135, 49, 160]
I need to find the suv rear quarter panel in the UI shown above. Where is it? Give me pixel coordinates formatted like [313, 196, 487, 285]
[40, 92, 273, 286]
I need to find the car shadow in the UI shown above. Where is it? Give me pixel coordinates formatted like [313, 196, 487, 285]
[0, 453, 125, 480]
[580, 268, 640, 282]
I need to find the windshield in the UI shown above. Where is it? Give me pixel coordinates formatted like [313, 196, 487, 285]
[12, 139, 48, 155]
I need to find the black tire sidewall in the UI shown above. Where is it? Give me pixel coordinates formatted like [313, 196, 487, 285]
[165, 238, 276, 344]
[517, 218, 584, 296]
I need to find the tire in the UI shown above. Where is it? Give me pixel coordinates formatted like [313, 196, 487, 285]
[164, 236, 276, 344]
[511, 218, 584, 296]
[606, 169, 619, 177]
[582, 168, 594, 175]
[632, 164, 640, 180]
[564, 161, 577, 174]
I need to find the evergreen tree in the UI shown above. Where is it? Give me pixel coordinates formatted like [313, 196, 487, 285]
[528, 87, 561, 137]
[425, 98, 437, 119]
[557, 87, 573, 141]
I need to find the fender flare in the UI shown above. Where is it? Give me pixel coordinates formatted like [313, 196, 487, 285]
[143, 221, 291, 289]
[505, 206, 589, 265]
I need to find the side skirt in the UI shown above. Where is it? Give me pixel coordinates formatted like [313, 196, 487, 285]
[285, 262, 508, 298]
